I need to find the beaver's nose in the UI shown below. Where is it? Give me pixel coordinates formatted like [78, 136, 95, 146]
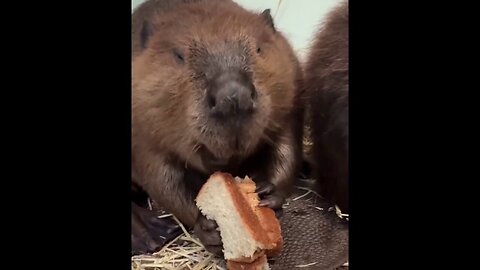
[207, 71, 256, 117]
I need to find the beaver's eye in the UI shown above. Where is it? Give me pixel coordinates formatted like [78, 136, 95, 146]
[173, 49, 185, 63]
[256, 47, 261, 54]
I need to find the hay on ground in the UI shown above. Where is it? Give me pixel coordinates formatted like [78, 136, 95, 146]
[131, 215, 225, 270]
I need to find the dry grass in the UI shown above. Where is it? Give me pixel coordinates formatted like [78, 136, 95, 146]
[302, 124, 314, 156]
[131, 215, 226, 270]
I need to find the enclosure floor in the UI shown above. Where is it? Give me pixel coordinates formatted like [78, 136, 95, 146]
[132, 178, 349, 270]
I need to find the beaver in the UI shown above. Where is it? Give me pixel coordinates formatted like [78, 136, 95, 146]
[131, 0, 304, 255]
[304, 1, 349, 213]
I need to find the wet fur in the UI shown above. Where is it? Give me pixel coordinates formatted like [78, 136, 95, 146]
[132, 0, 303, 231]
[305, 1, 349, 213]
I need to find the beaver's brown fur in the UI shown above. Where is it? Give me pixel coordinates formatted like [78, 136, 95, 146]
[131, 0, 303, 254]
[305, 1, 349, 213]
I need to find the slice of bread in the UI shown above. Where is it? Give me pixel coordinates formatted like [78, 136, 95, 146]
[227, 254, 270, 270]
[195, 172, 283, 264]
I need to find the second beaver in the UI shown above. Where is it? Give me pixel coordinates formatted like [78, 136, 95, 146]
[132, 0, 304, 254]
[305, 1, 349, 214]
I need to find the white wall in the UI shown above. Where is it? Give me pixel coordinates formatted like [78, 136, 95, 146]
[131, 0, 342, 61]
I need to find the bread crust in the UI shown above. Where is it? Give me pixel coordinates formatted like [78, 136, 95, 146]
[256, 207, 283, 257]
[236, 176, 282, 257]
[227, 255, 269, 270]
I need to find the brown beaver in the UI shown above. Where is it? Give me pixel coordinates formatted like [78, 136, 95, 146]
[305, 1, 349, 214]
[131, 0, 304, 255]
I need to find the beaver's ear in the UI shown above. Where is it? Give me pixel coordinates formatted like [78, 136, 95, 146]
[261, 9, 276, 32]
[140, 20, 153, 50]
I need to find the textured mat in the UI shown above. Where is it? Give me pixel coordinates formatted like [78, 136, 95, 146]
[269, 189, 349, 270]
